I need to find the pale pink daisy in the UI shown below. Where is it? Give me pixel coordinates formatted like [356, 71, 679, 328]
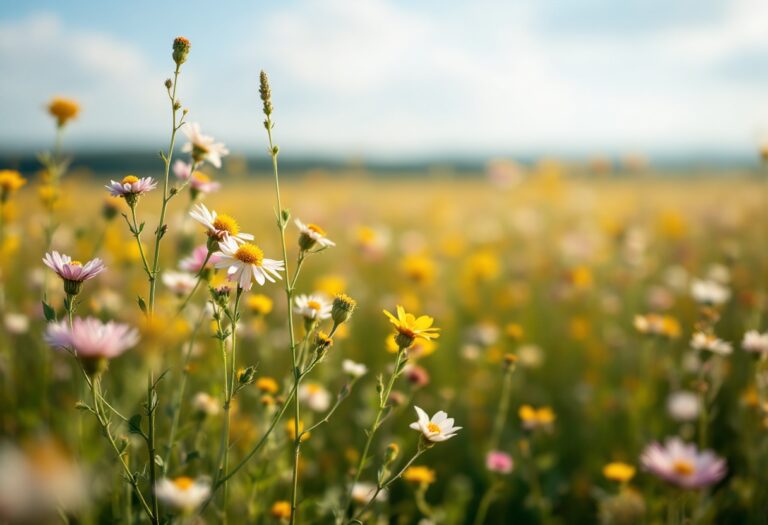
[173, 160, 193, 181]
[182, 123, 229, 168]
[189, 203, 253, 244]
[213, 236, 284, 291]
[105, 175, 157, 201]
[44, 317, 138, 374]
[179, 245, 220, 273]
[43, 251, 105, 295]
[640, 437, 726, 489]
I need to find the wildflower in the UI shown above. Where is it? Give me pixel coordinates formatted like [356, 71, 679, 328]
[270, 500, 291, 520]
[351, 482, 387, 504]
[691, 332, 732, 356]
[295, 218, 336, 251]
[742, 330, 768, 355]
[0, 170, 26, 202]
[486, 451, 514, 474]
[519, 405, 556, 431]
[44, 317, 138, 375]
[299, 383, 331, 412]
[403, 466, 436, 486]
[256, 377, 279, 394]
[173, 160, 193, 181]
[385, 443, 399, 464]
[213, 236, 284, 290]
[179, 245, 220, 274]
[43, 251, 105, 296]
[666, 391, 700, 422]
[384, 305, 440, 349]
[313, 330, 333, 358]
[331, 293, 356, 326]
[285, 419, 309, 442]
[409, 406, 461, 443]
[189, 171, 220, 197]
[105, 175, 157, 207]
[171, 36, 191, 65]
[162, 271, 197, 296]
[247, 294, 273, 316]
[182, 123, 229, 168]
[192, 392, 220, 417]
[405, 364, 430, 388]
[294, 294, 332, 321]
[342, 359, 368, 378]
[155, 476, 210, 513]
[690, 278, 730, 306]
[4, 313, 29, 335]
[640, 438, 726, 489]
[47, 97, 80, 127]
[633, 314, 681, 338]
[189, 203, 253, 244]
[401, 255, 436, 284]
[603, 462, 636, 483]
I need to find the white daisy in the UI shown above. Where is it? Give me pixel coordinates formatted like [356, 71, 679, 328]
[293, 294, 332, 321]
[742, 330, 768, 355]
[189, 203, 253, 243]
[155, 477, 210, 513]
[690, 279, 730, 306]
[409, 406, 461, 443]
[295, 218, 336, 250]
[691, 332, 732, 355]
[162, 271, 197, 296]
[181, 122, 229, 168]
[342, 359, 368, 378]
[213, 236, 284, 291]
[299, 383, 331, 412]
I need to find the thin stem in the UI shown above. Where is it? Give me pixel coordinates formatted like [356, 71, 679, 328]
[489, 365, 515, 451]
[128, 205, 152, 279]
[351, 448, 425, 521]
[344, 347, 406, 519]
[175, 249, 212, 316]
[146, 370, 160, 524]
[148, 63, 182, 315]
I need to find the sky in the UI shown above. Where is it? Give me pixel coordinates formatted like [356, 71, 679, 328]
[2, 0, 768, 160]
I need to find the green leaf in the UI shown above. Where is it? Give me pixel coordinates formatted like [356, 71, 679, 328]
[137, 296, 147, 314]
[128, 414, 143, 435]
[42, 301, 56, 322]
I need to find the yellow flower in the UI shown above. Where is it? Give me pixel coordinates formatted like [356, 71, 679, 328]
[401, 255, 436, 285]
[505, 323, 524, 341]
[383, 305, 440, 349]
[403, 465, 436, 486]
[314, 274, 347, 296]
[47, 97, 80, 127]
[285, 419, 309, 442]
[603, 462, 636, 483]
[256, 377, 279, 394]
[38, 184, 59, 210]
[519, 405, 556, 430]
[463, 250, 500, 282]
[270, 500, 292, 519]
[247, 294, 273, 315]
[0, 170, 26, 200]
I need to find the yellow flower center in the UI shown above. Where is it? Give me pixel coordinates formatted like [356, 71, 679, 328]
[173, 476, 194, 491]
[122, 175, 139, 185]
[192, 172, 210, 183]
[307, 223, 326, 236]
[307, 300, 322, 310]
[212, 214, 239, 235]
[234, 243, 264, 266]
[427, 422, 441, 434]
[68, 260, 83, 266]
[672, 460, 695, 476]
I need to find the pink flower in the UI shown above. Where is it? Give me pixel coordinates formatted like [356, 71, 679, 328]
[43, 251, 105, 283]
[486, 451, 514, 474]
[44, 317, 138, 373]
[173, 160, 192, 181]
[105, 175, 157, 198]
[189, 172, 221, 195]
[179, 245, 220, 273]
[640, 437, 726, 489]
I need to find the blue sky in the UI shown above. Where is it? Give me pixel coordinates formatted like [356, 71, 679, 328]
[2, 0, 768, 159]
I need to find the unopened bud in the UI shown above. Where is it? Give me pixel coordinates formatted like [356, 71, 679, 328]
[172, 37, 191, 65]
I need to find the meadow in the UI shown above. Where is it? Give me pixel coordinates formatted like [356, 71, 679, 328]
[1, 38, 768, 525]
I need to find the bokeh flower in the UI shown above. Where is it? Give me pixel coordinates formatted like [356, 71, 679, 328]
[295, 218, 336, 250]
[640, 438, 726, 489]
[155, 476, 210, 513]
[44, 317, 139, 374]
[486, 451, 514, 474]
[47, 97, 80, 127]
[182, 123, 229, 168]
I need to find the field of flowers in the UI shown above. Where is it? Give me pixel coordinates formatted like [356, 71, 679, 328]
[1, 38, 768, 525]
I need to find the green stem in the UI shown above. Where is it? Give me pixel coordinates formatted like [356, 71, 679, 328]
[489, 365, 515, 451]
[146, 370, 160, 524]
[344, 347, 406, 519]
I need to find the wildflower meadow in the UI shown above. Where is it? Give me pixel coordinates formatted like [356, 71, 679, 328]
[1, 27, 768, 525]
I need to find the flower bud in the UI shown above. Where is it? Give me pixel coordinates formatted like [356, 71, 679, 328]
[172, 37, 191, 65]
[259, 70, 273, 116]
[331, 293, 356, 326]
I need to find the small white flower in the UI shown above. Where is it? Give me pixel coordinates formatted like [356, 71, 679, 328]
[189, 203, 253, 244]
[4, 313, 29, 335]
[295, 218, 336, 249]
[162, 271, 197, 296]
[742, 330, 768, 355]
[299, 383, 331, 412]
[690, 279, 730, 306]
[293, 294, 332, 321]
[691, 332, 732, 355]
[409, 406, 461, 442]
[181, 123, 229, 168]
[213, 236, 284, 291]
[351, 482, 387, 504]
[666, 391, 700, 422]
[342, 359, 367, 378]
[192, 392, 220, 417]
[155, 477, 210, 513]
